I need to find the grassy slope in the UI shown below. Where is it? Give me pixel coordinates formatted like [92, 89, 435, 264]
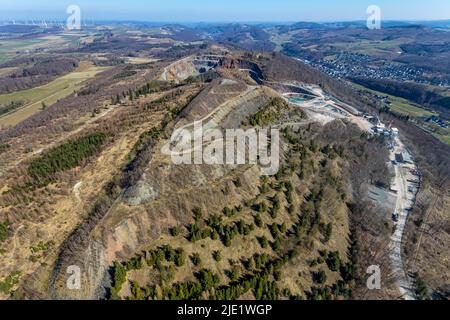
[0, 35, 82, 64]
[352, 83, 450, 145]
[0, 38, 46, 64]
[0, 62, 109, 127]
[352, 83, 437, 117]
[0, 67, 18, 77]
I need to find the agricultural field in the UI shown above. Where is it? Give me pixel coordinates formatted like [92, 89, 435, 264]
[352, 82, 450, 145]
[0, 61, 109, 127]
[0, 39, 45, 64]
[352, 83, 438, 117]
[0, 67, 17, 77]
[332, 38, 410, 56]
[0, 34, 82, 64]
[389, 99, 437, 118]
[435, 132, 450, 145]
[422, 123, 450, 145]
[126, 57, 158, 64]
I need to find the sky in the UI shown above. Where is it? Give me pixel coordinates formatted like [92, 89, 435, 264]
[1, 0, 450, 22]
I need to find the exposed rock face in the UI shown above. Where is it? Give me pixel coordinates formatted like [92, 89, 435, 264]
[50, 236, 107, 300]
[123, 180, 160, 206]
[123, 171, 163, 206]
[218, 57, 265, 84]
[51, 163, 262, 299]
[159, 55, 222, 83]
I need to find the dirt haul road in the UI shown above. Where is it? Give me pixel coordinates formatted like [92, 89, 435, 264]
[389, 136, 419, 300]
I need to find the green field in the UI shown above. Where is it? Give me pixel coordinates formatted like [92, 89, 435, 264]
[0, 62, 109, 127]
[332, 40, 398, 57]
[425, 123, 450, 145]
[0, 35, 82, 64]
[436, 134, 450, 145]
[389, 100, 437, 117]
[353, 82, 450, 145]
[0, 67, 17, 77]
[352, 83, 437, 117]
[0, 38, 47, 64]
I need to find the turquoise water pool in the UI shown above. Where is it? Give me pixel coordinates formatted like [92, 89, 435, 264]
[288, 97, 306, 104]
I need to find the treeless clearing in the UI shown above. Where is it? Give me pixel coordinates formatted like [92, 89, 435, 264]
[127, 57, 158, 65]
[0, 62, 109, 128]
[0, 67, 18, 77]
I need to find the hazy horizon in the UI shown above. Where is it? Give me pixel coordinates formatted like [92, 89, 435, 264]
[1, 18, 450, 25]
[1, 0, 449, 23]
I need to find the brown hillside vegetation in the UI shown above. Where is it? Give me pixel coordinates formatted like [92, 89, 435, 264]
[0, 48, 446, 301]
